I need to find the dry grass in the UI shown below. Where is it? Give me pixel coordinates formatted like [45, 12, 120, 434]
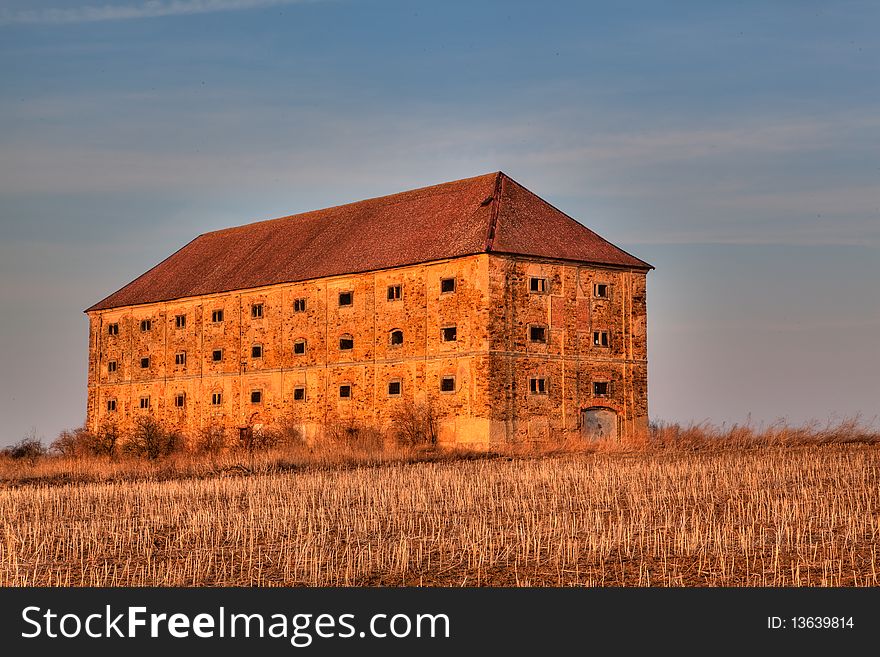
[1, 430, 878, 586]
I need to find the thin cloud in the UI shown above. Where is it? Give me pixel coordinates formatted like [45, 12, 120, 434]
[0, 0, 310, 26]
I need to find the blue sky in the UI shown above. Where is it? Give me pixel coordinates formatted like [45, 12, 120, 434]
[1, 0, 878, 445]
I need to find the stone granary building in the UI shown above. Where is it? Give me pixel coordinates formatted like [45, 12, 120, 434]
[85, 172, 652, 447]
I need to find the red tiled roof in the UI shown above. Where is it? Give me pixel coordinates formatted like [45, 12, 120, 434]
[86, 172, 652, 312]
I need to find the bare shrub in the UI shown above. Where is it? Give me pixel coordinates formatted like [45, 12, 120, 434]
[2, 432, 46, 462]
[276, 415, 307, 448]
[390, 399, 439, 447]
[325, 416, 384, 451]
[51, 422, 119, 458]
[125, 416, 182, 460]
[195, 424, 228, 454]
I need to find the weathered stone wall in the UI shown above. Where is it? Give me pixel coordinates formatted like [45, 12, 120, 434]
[86, 253, 648, 447]
[485, 255, 648, 445]
[87, 255, 493, 446]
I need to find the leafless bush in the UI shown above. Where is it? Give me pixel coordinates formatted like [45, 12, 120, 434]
[276, 415, 307, 448]
[2, 431, 46, 462]
[195, 424, 228, 454]
[124, 416, 182, 460]
[390, 399, 440, 447]
[51, 422, 119, 458]
[324, 416, 384, 450]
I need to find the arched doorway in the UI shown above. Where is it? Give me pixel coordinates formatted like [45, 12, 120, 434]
[581, 407, 618, 442]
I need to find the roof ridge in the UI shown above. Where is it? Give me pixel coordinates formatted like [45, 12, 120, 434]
[484, 171, 504, 252]
[201, 171, 503, 238]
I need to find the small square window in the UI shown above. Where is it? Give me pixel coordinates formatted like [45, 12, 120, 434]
[440, 278, 456, 294]
[140, 319, 151, 332]
[140, 356, 150, 369]
[139, 396, 150, 409]
[294, 298, 306, 313]
[251, 344, 263, 358]
[529, 326, 547, 343]
[339, 335, 354, 350]
[529, 277, 547, 293]
[252, 303, 263, 318]
[175, 352, 186, 366]
[338, 291, 353, 306]
[175, 314, 186, 329]
[211, 392, 222, 405]
[390, 329, 404, 346]
[339, 384, 351, 399]
[174, 393, 185, 408]
[440, 376, 456, 392]
[529, 378, 548, 394]
[593, 381, 610, 397]
[293, 339, 306, 355]
[251, 390, 262, 404]
[212, 349, 223, 362]
[107, 360, 117, 373]
[593, 331, 610, 347]
[594, 283, 609, 299]
[107, 399, 117, 412]
[387, 284, 402, 301]
[441, 326, 457, 342]
[108, 323, 119, 336]
[293, 387, 306, 401]
[388, 380, 402, 396]
[212, 309, 224, 323]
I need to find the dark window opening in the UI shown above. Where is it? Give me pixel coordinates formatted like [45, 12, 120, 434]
[107, 360, 117, 373]
[175, 314, 186, 329]
[212, 309, 224, 323]
[338, 291, 353, 306]
[211, 392, 222, 405]
[107, 399, 117, 412]
[294, 298, 306, 313]
[250, 390, 262, 404]
[139, 397, 150, 409]
[294, 340, 306, 355]
[293, 387, 306, 401]
[593, 381, 610, 397]
[530, 326, 547, 343]
[440, 376, 456, 392]
[594, 283, 609, 299]
[251, 344, 263, 358]
[339, 385, 351, 398]
[140, 319, 151, 332]
[388, 380, 402, 396]
[530, 277, 547, 293]
[174, 393, 185, 408]
[212, 349, 223, 362]
[108, 323, 119, 336]
[390, 329, 404, 346]
[387, 284, 402, 301]
[175, 352, 186, 366]
[252, 303, 263, 318]
[339, 335, 354, 350]
[593, 331, 610, 347]
[140, 357, 150, 369]
[529, 378, 548, 394]
[440, 277, 456, 293]
[441, 326, 457, 342]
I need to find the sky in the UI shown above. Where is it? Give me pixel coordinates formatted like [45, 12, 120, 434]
[0, 0, 878, 445]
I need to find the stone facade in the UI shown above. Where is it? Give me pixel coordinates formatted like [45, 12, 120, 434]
[86, 253, 648, 447]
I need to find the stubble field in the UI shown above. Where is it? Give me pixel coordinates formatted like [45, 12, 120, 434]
[1, 442, 877, 587]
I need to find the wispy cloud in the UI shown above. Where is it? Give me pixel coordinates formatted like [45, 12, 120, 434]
[0, 0, 310, 26]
